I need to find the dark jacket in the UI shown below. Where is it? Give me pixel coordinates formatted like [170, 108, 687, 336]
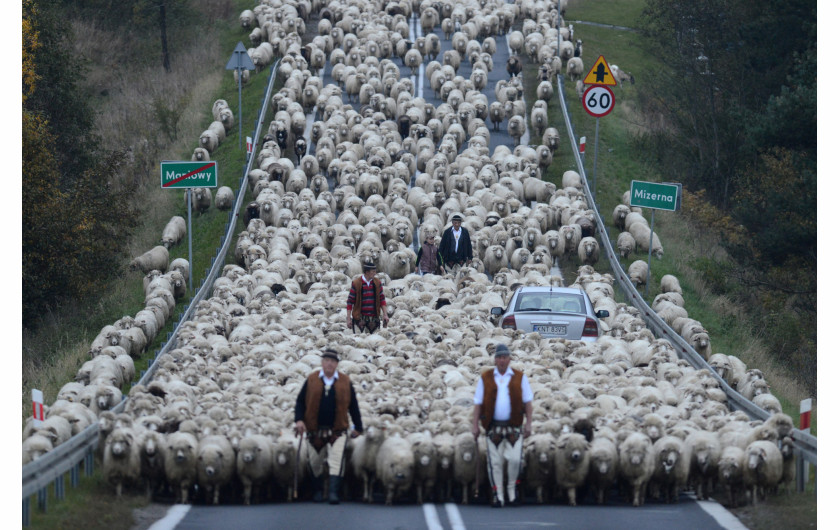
[439, 226, 473, 265]
[415, 240, 444, 273]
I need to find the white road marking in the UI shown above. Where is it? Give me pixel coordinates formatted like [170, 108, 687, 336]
[444, 503, 466, 530]
[688, 493, 751, 530]
[423, 503, 444, 530]
[148, 504, 190, 530]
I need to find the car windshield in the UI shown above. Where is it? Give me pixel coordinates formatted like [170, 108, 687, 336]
[515, 292, 585, 313]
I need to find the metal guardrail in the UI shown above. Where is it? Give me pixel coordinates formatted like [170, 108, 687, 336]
[555, 73, 816, 487]
[21, 59, 282, 525]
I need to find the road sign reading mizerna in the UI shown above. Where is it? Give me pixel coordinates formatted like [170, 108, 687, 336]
[629, 180, 680, 211]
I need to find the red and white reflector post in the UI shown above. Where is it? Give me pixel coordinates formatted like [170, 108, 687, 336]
[246, 136, 253, 155]
[579, 136, 586, 155]
[800, 398, 812, 431]
[32, 389, 45, 427]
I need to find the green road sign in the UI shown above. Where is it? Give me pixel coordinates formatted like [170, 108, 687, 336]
[160, 161, 218, 189]
[629, 180, 680, 211]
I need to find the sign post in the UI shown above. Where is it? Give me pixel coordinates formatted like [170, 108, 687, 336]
[582, 56, 617, 203]
[226, 42, 256, 150]
[629, 180, 681, 295]
[161, 161, 219, 294]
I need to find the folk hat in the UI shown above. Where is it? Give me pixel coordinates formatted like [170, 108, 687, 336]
[494, 344, 511, 357]
[451, 214, 463, 222]
[322, 349, 340, 361]
[363, 262, 377, 271]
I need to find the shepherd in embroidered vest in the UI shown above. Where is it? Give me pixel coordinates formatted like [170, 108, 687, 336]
[471, 343, 534, 507]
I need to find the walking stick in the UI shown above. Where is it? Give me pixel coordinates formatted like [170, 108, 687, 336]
[474, 432, 481, 499]
[293, 431, 304, 499]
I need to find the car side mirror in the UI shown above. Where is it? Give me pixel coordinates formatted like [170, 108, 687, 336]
[490, 307, 504, 316]
[596, 310, 610, 319]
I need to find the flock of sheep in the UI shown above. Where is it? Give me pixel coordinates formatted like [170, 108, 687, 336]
[22, 0, 796, 512]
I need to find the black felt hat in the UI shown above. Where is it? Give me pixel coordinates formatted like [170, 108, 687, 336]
[363, 262, 377, 271]
[451, 214, 463, 221]
[322, 349, 340, 361]
[494, 344, 511, 357]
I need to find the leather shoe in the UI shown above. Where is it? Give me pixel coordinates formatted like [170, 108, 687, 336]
[492, 498, 503, 508]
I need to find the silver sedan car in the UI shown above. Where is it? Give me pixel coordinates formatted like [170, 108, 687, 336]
[490, 286, 610, 341]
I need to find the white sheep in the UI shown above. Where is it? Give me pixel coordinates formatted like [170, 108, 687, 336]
[660, 274, 683, 294]
[523, 433, 555, 504]
[453, 431, 480, 505]
[161, 216, 186, 249]
[616, 231, 635, 258]
[350, 423, 387, 502]
[744, 440, 783, 504]
[566, 57, 584, 82]
[237, 433, 273, 505]
[717, 446, 746, 507]
[23, 434, 55, 465]
[587, 435, 618, 504]
[164, 431, 198, 504]
[628, 222, 663, 259]
[214, 186, 234, 210]
[103, 427, 141, 497]
[129, 246, 169, 274]
[649, 435, 689, 503]
[408, 430, 438, 504]
[577, 237, 600, 265]
[196, 434, 236, 505]
[685, 430, 721, 500]
[376, 434, 415, 505]
[554, 432, 589, 506]
[619, 432, 655, 506]
[627, 260, 648, 287]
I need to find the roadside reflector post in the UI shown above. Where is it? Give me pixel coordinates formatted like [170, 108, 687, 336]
[225, 42, 256, 150]
[579, 136, 586, 164]
[797, 398, 812, 491]
[32, 389, 44, 428]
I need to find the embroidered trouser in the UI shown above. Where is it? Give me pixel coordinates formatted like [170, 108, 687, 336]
[307, 431, 348, 477]
[352, 314, 380, 333]
[485, 428, 523, 504]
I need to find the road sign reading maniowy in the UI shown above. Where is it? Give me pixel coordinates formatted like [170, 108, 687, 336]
[582, 85, 615, 118]
[160, 161, 218, 189]
[629, 180, 680, 211]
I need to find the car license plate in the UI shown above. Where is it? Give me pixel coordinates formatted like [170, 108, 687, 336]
[534, 324, 566, 334]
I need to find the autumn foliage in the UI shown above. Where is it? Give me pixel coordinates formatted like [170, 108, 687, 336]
[23, 0, 137, 325]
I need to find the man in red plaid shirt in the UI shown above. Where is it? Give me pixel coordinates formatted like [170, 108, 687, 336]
[346, 262, 389, 333]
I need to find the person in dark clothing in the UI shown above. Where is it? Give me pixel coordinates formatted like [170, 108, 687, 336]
[438, 214, 473, 271]
[346, 262, 389, 333]
[294, 349, 363, 504]
[415, 233, 444, 275]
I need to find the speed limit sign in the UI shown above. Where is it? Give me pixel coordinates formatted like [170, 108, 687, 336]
[582, 85, 615, 118]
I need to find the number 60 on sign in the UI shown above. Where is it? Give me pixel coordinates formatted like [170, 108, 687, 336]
[582, 85, 615, 118]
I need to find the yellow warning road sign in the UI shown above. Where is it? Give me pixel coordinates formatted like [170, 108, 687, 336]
[583, 55, 617, 86]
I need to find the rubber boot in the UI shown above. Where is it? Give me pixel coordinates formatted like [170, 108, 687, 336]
[328, 475, 342, 504]
[312, 474, 324, 503]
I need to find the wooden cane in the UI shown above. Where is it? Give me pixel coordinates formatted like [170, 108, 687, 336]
[474, 432, 481, 499]
[293, 431, 304, 499]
